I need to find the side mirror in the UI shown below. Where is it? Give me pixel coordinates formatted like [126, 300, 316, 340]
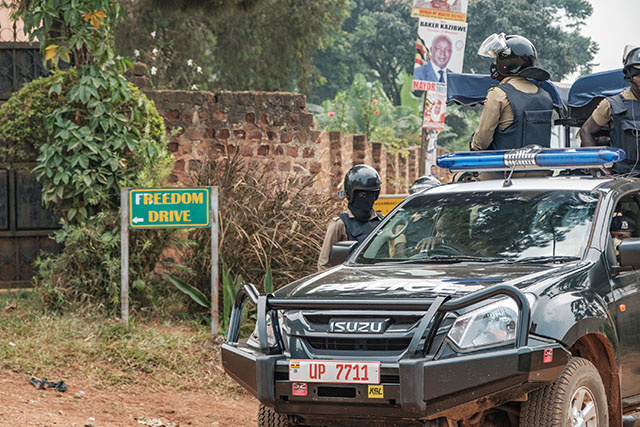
[328, 241, 358, 266]
[619, 238, 640, 270]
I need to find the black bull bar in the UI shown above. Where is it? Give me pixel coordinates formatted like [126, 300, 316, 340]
[225, 283, 532, 353]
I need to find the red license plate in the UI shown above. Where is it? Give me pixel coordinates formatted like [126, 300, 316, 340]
[289, 360, 380, 384]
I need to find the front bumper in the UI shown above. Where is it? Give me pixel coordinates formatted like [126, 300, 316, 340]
[222, 339, 569, 420]
[222, 283, 569, 421]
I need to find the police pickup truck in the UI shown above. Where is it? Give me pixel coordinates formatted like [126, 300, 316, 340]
[222, 147, 640, 427]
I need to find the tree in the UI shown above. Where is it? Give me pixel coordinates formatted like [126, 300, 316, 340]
[311, 0, 417, 106]
[464, 0, 597, 80]
[116, 0, 348, 94]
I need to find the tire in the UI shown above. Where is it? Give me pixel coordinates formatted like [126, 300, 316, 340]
[520, 357, 608, 427]
[258, 404, 292, 427]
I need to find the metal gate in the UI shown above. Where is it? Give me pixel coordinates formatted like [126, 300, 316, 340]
[0, 163, 60, 289]
[0, 42, 47, 101]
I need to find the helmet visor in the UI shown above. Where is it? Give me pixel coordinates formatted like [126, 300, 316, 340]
[477, 33, 508, 58]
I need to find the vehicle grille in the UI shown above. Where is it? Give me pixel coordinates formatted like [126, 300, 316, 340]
[305, 337, 412, 352]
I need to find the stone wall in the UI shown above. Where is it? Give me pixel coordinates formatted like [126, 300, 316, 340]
[145, 89, 447, 197]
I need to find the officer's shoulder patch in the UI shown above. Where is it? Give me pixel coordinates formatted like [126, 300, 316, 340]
[331, 216, 342, 222]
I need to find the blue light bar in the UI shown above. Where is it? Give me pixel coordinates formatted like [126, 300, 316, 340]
[437, 146, 626, 172]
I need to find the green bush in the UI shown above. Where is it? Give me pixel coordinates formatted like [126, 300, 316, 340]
[0, 69, 179, 314]
[0, 70, 76, 162]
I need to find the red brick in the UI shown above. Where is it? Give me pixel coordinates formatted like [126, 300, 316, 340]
[278, 161, 291, 172]
[273, 145, 284, 156]
[166, 110, 180, 122]
[260, 113, 269, 125]
[174, 159, 185, 171]
[180, 142, 192, 154]
[186, 128, 201, 141]
[167, 142, 179, 152]
[168, 174, 178, 183]
[310, 162, 322, 174]
[218, 129, 230, 139]
[213, 111, 226, 121]
[286, 146, 299, 158]
[242, 144, 254, 156]
[281, 133, 292, 143]
[303, 147, 314, 158]
[258, 145, 270, 156]
[198, 111, 209, 122]
[182, 110, 193, 124]
[288, 113, 298, 126]
[204, 128, 215, 138]
[245, 112, 255, 123]
[248, 130, 262, 140]
[267, 131, 277, 141]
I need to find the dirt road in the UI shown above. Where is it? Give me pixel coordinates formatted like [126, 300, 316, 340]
[0, 369, 258, 427]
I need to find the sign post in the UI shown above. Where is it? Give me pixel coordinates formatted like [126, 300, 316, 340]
[121, 187, 219, 334]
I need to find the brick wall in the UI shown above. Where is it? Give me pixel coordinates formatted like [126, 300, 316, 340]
[145, 88, 449, 197]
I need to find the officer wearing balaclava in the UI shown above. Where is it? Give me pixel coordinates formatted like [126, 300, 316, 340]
[317, 165, 383, 270]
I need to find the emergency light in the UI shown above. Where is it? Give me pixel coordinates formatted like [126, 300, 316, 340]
[437, 146, 626, 172]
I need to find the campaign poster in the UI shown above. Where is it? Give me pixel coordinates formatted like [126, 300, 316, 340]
[412, 18, 467, 90]
[422, 82, 447, 130]
[411, 0, 468, 22]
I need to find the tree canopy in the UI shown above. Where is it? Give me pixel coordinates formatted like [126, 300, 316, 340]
[464, 0, 597, 79]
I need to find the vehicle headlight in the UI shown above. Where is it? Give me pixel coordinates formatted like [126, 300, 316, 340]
[447, 298, 519, 350]
[247, 312, 280, 350]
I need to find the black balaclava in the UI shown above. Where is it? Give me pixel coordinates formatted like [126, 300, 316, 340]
[349, 190, 378, 222]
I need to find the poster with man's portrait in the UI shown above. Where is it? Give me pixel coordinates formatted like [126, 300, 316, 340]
[422, 82, 447, 130]
[412, 18, 467, 91]
[411, 0, 468, 22]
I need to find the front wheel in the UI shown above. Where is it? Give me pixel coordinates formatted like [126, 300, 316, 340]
[258, 404, 293, 427]
[520, 357, 608, 427]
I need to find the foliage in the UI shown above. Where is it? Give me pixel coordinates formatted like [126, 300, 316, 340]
[0, 70, 76, 162]
[116, 0, 213, 90]
[464, 0, 597, 79]
[221, 261, 244, 331]
[10, 0, 181, 312]
[439, 105, 482, 152]
[173, 152, 337, 316]
[313, 73, 422, 150]
[18, 0, 121, 67]
[14, 0, 171, 224]
[33, 210, 183, 314]
[115, 0, 348, 94]
[311, 0, 416, 105]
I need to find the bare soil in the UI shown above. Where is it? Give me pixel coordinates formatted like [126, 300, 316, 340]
[0, 369, 258, 427]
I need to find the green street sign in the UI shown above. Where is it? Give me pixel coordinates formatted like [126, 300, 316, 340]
[129, 188, 210, 229]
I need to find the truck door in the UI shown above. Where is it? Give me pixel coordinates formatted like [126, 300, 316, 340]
[608, 193, 640, 398]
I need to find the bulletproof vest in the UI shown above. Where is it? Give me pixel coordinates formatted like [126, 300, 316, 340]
[488, 83, 554, 151]
[338, 213, 383, 245]
[608, 94, 640, 176]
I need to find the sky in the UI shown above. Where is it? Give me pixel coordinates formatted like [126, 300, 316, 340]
[578, 0, 639, 77]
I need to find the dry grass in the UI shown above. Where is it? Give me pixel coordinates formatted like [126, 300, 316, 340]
[0, 289, 242, 394]
[182, 150, 338, 295]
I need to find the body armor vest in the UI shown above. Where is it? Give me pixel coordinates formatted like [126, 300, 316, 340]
[608, 94, 640, 176]
[338, 213, 383, 245]
[488, 83, 553, 151]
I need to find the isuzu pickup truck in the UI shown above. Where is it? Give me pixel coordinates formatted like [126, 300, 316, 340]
[222, 147, 640, 427]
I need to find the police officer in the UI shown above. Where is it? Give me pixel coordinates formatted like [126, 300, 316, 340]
[471, 33, 553, 152]
[317, 165, 383, 270]
[579, 45, 640, 176]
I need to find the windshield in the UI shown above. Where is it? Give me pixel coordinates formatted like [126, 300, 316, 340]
[355, 190, 599, 264]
